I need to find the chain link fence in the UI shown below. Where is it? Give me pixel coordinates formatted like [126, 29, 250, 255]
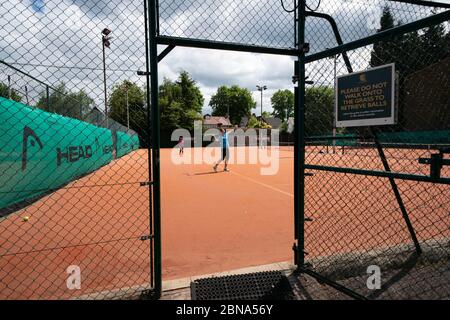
[301, 0, 449, 299]
[0, 0, 154, 299]
[0, 0, 449, 300]
[159, 0, 296, 48]
[157, 0, 449, 300]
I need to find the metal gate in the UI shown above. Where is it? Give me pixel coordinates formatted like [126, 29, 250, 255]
[1, 0, 449, 300]
[0, 0, 160, 299]
[152, 0, 449, 299]
[297, 1, 450, 299]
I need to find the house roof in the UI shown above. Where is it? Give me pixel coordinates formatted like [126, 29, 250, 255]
[203, 116, 232, 126]
[239, 116, 249, 127]
[263, 117, 282, 129]
[255, 116, 282, 129]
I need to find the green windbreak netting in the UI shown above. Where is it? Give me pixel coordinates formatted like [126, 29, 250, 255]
[116, 131, 139, 158]
[377, 130, 450, 146]
[308, 133, 358, 147]
[0, 97, 113, 209]
[308, 131, 450, 148]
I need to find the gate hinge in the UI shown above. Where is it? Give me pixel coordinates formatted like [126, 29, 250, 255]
[140, 235, 154, 241]
[292, 76, 315, 85]
[137, 70, 150, 76]
[300, 43, 310, 53]
[140, 181, 153, 187]
[292, 60, 314, 84]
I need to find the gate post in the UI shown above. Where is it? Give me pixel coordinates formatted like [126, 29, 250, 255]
[294, 0, 307, 269]
[148, 0, 162, 298]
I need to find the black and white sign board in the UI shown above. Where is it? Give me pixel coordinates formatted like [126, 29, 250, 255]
[335, 63, 396, 127]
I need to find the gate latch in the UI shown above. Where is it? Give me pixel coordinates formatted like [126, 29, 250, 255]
[293, 61, 315, 84]
[418, 148, 450, 180]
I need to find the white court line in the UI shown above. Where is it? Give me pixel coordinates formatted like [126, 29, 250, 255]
[230, 171, 294, 198]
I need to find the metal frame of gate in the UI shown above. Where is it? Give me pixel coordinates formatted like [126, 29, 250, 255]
[147, 0, 450, 299]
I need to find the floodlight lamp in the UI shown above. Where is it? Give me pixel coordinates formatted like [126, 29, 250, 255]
[102, 28, 112, 36]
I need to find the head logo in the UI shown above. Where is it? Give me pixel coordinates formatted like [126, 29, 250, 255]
[22, 126, 43, 171]
[359, 73, 367, 83]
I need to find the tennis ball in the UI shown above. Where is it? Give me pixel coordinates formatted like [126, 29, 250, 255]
[22, 216, 29, 222]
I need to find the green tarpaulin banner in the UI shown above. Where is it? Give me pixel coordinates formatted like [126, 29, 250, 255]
[116, 130, 139, 158]
[377, 130, 450, 145]
[0, 97, 114, 209]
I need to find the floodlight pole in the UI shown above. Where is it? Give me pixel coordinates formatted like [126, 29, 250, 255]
[126, 86, 130, 129]
[7, 75, 11, 99]
[260, 87, 263, 116]
[256, 85, 267, 116]
[329, 53, 340, 154]
[333, 54, 338, 153]
[102, 28, 111, 127]
[24, 85, 29, 106]
[46, 85, 50, 111]
[102, 39, 107, 126]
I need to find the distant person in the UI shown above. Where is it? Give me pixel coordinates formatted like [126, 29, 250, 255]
[213, 124, 230, 172]
[177, 136, 184, 155]
[259, 135, 268, 149]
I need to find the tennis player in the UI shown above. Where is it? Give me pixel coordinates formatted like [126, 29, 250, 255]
[177, 136, 184, 155]
[213, 124, 230, 172]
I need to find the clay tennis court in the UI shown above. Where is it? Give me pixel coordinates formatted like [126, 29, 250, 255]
[0, 146, 448, 299]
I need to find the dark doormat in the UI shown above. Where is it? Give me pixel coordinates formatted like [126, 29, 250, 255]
[190, 270, 293, 300]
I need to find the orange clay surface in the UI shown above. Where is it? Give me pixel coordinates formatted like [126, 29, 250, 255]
[0, 147, 448, 299]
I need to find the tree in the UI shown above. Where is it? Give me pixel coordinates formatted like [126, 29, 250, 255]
[36, 82, 94, 119]
[0, 82, 22, 102]
[176, 71, 204, 113]
[159, 71, 204, 131]
[247, 115, 271, 129]
[209, 85, 256, 125]
[271, 89, 294, 122]
[371, 6, 450, 75]
[109, 80, 147, 138]
[370, 6, 405, 69]
[370, 7, 450, 129]
[269, 87, 333, 135]
[421, 22, 449, 65]
[304, 86, 334, 136]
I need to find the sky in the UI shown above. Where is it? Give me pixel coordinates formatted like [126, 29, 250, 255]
[0, 0, 447, 116]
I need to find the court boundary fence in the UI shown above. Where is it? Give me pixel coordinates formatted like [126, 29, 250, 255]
[1, 0, 449, 299]
[151, 0, 450, 299]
